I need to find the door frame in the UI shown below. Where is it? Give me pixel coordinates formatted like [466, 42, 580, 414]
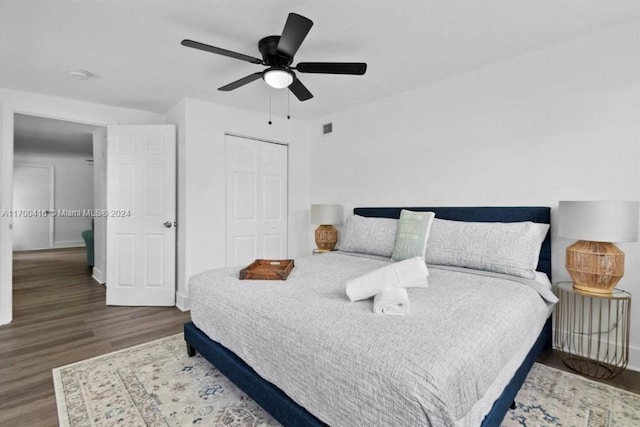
[12, 162, 55, 250]
[0, 109, 108, 325]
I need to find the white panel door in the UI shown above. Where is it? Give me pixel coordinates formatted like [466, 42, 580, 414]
[225, 135, 287, 267]
[12, 163, 54, 251]
[106, 125, 176, 306]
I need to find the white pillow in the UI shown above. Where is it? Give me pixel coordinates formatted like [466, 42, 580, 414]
[425, 219, 549, 279]
[340, 215, 398, 257]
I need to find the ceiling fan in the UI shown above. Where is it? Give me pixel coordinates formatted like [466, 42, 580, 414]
[181, 13, 367, 101]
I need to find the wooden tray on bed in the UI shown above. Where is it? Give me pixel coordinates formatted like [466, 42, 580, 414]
[239, 259, 295, 280]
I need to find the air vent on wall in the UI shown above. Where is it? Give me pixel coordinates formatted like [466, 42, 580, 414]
[322, 122, 333, 135]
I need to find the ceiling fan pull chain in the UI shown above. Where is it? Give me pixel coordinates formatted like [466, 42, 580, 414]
[287, 90, 291, 120]
[268, 89, 273, 125]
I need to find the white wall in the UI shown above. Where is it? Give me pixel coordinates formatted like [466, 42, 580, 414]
[0, 89, 165, 324]
[167, 97, 311, 310]
[309, 21, 640, 369]
[13, 151, 94, 248]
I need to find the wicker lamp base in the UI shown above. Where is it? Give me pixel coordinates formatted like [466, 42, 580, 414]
[566, 240, 624, 294]
[315, 224, 338, 251]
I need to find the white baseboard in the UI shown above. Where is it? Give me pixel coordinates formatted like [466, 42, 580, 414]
[0, 311, 11, 325]
[176, 292, 190, 311]
[628, 344, 640, 372]
[14, 246, 51, 251]
[92, 267, 105, 284]
[54, 240, 84, 248]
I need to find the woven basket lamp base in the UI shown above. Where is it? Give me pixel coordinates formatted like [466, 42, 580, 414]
[566, 240, 624, 294]
[315, 224, 338, 251]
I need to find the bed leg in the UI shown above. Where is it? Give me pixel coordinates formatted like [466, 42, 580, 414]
[510, 400, 516, 410]
[186, 342, 196, 357]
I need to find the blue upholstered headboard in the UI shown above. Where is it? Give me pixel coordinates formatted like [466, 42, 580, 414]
[353, 206, 552, 279]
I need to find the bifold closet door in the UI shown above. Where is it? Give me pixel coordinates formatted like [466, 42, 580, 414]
[225, 135, 288, 267]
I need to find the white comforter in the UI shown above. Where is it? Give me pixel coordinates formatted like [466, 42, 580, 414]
[189, 252, 555, 427]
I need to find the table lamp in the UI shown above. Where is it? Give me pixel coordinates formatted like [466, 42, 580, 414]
[310, 204, 343, 251]
[558, 201, 639, 294]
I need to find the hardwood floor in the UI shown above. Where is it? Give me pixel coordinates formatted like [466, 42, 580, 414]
[0, 248, 191, 426]
[1, 248, 639, 426]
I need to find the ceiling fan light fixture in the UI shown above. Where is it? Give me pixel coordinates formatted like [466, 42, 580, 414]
[263, 67, 293, 89]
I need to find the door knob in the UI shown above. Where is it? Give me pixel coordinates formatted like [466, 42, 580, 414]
[163, 221, 173, 228]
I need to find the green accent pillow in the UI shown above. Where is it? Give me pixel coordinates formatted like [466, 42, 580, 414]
[391, 210, 435, 261]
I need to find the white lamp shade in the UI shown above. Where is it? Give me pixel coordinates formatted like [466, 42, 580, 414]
[558, 201, 639, 242]
[310, 204, 343, 225]
[263, 68, 293, 89]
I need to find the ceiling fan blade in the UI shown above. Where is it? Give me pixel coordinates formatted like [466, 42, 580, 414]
[289, 77, 313, 101]
[277, 13, 313, 58]
[296, 62, 367, 75]
[218, 72, 263, 91]
[181, 39, 263, 64]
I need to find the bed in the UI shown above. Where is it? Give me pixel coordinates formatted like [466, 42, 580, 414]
[184, 206, 554, 426]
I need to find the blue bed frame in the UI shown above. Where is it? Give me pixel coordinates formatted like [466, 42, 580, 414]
[184, 206, 552, 426]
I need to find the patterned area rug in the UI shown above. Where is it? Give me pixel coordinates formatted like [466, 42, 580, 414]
[504, 363, 640, 427]
[53, 333, 640, 426]
[53, 334, 277, 426]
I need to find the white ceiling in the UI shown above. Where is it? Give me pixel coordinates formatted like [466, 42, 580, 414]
[1, 0, 638, 119]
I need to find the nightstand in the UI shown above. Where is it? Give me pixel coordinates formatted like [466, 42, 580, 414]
[553, 281, 631, 379]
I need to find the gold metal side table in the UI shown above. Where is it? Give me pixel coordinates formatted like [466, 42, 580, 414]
[553, 281, 631, 379]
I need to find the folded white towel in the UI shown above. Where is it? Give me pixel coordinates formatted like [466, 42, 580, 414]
[373, 287, 410, 316]
[345, 256, 428, 302]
